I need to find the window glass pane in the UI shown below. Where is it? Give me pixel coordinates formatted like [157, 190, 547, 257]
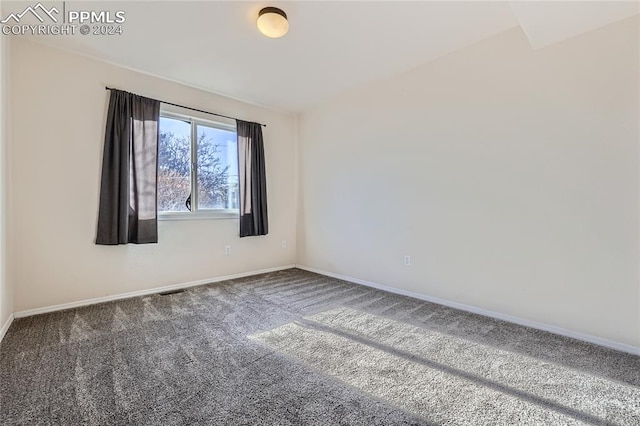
[158, 117, 191, 212]
[196, 125, 238, 210]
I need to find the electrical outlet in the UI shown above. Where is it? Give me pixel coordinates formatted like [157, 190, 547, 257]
[282, 240, 287, 248]
[225, 245, 231, 256]
[403, 255, 411, 266]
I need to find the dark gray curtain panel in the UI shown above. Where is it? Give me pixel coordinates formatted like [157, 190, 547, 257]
[237, 120, 268, 237]
[96, 90, 160, 245]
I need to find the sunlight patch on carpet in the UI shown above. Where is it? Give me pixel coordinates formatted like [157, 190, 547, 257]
[251, 308, 640, 425]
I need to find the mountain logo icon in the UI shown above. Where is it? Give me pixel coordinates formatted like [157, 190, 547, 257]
[1, 3, 59, 24]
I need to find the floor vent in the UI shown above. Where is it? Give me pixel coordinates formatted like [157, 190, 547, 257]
[158, 289, 187, 296]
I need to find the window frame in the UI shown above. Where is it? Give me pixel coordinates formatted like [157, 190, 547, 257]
[158, 111, 239, 221]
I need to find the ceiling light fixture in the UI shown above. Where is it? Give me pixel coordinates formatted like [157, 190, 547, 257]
[257, 7, 288, 38]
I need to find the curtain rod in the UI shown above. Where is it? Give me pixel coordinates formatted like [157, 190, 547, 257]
[105, 87, 266, 128]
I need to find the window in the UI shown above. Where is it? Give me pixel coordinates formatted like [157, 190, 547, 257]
[158, 113, 238, 219]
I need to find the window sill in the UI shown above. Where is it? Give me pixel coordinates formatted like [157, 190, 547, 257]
[158, 210, 239, 221]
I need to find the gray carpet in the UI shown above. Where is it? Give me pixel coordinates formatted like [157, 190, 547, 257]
[1, 268, 638, 425]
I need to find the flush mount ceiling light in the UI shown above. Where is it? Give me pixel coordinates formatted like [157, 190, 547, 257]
[257, 7, 288, 38]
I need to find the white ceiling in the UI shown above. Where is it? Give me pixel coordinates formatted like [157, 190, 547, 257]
[509, 0, 639, 49]
[4, 1, 638, 112]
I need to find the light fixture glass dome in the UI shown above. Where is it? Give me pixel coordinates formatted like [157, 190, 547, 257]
[257, 7, 288, 38]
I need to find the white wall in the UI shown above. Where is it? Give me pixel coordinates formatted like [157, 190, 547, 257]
[0, 34, 12, 330]
[298, 18, 639, 347]
[10, 39, 297, 312]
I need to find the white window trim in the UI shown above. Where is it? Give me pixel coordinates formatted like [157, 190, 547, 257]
[158, 110, 239, 220]
[158, 210, 239, 221]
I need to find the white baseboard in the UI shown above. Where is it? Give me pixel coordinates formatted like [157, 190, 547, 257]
[0, 313, 13, 344]
[296, 265, 640, 356]
[13, 265, 296, 319]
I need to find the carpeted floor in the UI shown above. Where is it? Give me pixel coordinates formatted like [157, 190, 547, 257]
[1, 268, 638, 425]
